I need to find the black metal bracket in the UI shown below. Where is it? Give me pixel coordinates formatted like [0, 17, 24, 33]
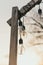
[7, 0, 42, 26]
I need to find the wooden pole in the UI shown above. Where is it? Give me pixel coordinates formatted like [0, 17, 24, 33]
[9, 7, 18, 65]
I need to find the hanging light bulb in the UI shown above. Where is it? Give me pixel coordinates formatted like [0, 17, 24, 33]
[19, 19, 23, 33]
[38, 8, 42, 15]
[19, 38, 23, 44]
[19, 44, 24, 55]
[22, 30, 26, 36]
[19, 26, 25, 55]
[19, 17, 26, 36]
[38, 4, 42, 19]
[19, 38, 24, 55]
[18, 17, 26, 55]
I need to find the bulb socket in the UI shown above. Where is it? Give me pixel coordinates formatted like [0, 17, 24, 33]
[19, 38, 23, 44]
[38, 8, 42, 15]
[19, 20, 22, 26]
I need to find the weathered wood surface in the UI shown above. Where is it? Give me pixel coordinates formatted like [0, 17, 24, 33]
[9, 7, 18, 65]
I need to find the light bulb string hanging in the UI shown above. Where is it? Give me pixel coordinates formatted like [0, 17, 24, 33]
[19, 28, 24, 55]
[19, 18, 26, 55]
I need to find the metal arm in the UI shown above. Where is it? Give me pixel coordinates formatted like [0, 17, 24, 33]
[19, 0, 42, 19]
[7, 0, 42, 26]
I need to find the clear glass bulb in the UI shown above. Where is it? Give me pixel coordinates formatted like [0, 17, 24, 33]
[18, 44, 25, 55]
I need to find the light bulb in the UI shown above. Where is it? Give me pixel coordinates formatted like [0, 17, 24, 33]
[19, 38, 25, 55]
[38, 8, 42, 15]
[22, 30, 26, 36]
[19, 44, 25, 55]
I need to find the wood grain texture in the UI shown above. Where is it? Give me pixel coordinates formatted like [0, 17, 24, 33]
[9, 7, 18, 65]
